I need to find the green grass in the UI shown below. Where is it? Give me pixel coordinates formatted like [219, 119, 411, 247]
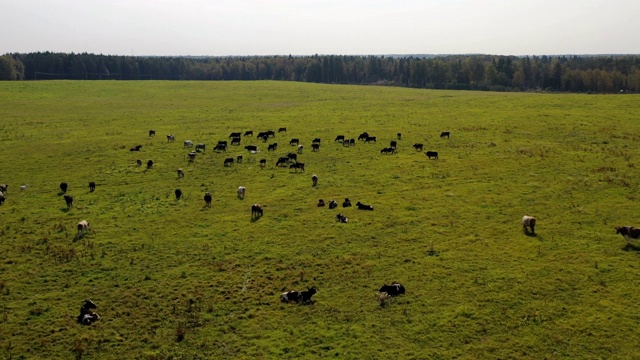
[1, 81, 640, 359]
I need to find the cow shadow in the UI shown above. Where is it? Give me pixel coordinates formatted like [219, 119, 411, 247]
[60, 207, 70, 213]
[250, 216, 262, 223]
[523, 229, 538, 238]
[623, 243, 640, 252]
[57, 191, 66, 196]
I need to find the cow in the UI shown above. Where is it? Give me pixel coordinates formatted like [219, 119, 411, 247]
[280, 290, 301, 303]
[297, 145, 304, 154]
[0, 194, 4, 205]
[260, 133, 269, 142]
[244, 130, 253, 137]
[237, 186, 246, 199]
[522, 215, 536, 235]
[237, 155, 243, 163]
[231, 137, 241, 146]
[204, 192, 212, 207]
[218, 140, 228, 147]
[317, 199, 325, 207]
[214, 143, 227, 152]
[136, 159, 142, 166]
[356, 201, 374, 210]
[312, 138, 321, 144]
[335, 135, 345, 142]
[268, 143, 278, 151]
[167, 134, 175, 142]
[224, 157, 234, 166]
[60, 182, 68, 193]
[77, 300, 100, 325]
[175, 188, 182, 200]
[64, 194, 74, 209]
[260, 159, 267, 168]
[20, 185, 28, 191]
[287, 153, 297, 162]
[413, 143, 424, 151]
[281, 287, 317, 304]
[615, 226, 640, 240]
[266, 130, 276, 138]
[256, 131, 268, 139]
[229, 132, 242, 139]
[349, 139, 355, 146]
[290, 162, 305, 172]
[184, 140, 194, 148]
[188, 152, 196, 162]
[312, 143, 320, 152]
[397, 133, 402, 140]
[343, 139, 351, 147]
[336, 214, 348, 223]
[251, 204, 263, 219]
[329, 200, 338, 209]
[390, 140, 397, 148]
[342, 198, 352, 207]
[245, 145, 258, 152]
[195, 143, 206, 153]
[358, 132, 369, 141]
[311, 174, 318, 187]
[290, 138, 300, 146]
[135, 145, 143, 151]
[365, 136, 377, 143]
[278, 127, 287, 133]
[380, 147, 395, 155]
[88, 182, 96, 192]
[440, 131, 450, 139]
[379, 283, 405, 296]
[177, 168, 184, 178]
[276, 157, 290, 167]
[146, 160, 154, 169]
[0, 184, 7, 194]
[77, 220, 90, 235]
[149, 129, 156, 137]
[425, 151, 438, 159]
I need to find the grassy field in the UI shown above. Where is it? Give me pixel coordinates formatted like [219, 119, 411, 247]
[1, 81, 640, 359]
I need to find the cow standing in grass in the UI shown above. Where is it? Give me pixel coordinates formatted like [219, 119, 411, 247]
[522, 215, 536, 235]
[60, 182, 68, 193]
[89, 182, 96, 192]
[379, 283, 405, 296]
[77, 220, 90, 235]
[64, 195, 74, 209]
[237, 186, 246, 199]
[204, 192, 212, 207]
[251, 204, 263, 219]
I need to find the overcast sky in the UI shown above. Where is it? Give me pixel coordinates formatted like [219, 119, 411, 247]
[1, 0, 639, 56]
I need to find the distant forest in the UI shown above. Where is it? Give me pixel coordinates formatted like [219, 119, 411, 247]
[2, 52, 640, 93]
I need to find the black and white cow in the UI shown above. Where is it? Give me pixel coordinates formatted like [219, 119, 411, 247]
[522, 215, 536, 235]
[356, 201, 374, 210]
[289, 138, 300, 146]
[311, 174, 318, 187]
[231, 137, 241, 146]
[224, 157, 234, 166]
[77, 299, 100, 325]
[336, 214, 348, 223]
[229, 132, 242, 139]
[335, 135, 345, 142]
[251, 204, 263, 218]
[312, 143, 320, 151]
[379, 283, 406, 296]
[328, 200, 338, 209]
[177, 168, 184, 178]
[244, 130, 254, 137]
[358, 132, 369, 141]
[425, 151, 438, 159]
[268, 143, 278, 151]
[290, 162, 305, 172]
[195, 143, 206, 153]
[440, 131, 450, 139]
[365, 136, 377, 143]
[342, 198, 352, 207]
[616, 226, 640, 240]
[413, 143, 424, 151]
[260, 159, 267, 168]
[77, 220, 90, 235]
[281, 286, 317, 304]
[184, 140, 194, 148]
[278, 127, 287, 133]
[237, 186, 246, 199]
[167, 134, 175, 142]
[149, 129, 156, 137]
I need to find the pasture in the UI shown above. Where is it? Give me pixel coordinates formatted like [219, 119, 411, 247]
[1, 81, 640, 359]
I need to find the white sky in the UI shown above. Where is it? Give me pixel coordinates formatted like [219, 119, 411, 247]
[1, 0, 639, 56]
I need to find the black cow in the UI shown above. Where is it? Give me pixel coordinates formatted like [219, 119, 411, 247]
[616, 226, 640, 240]
[260, 159, 267, 168]
[335, 135, 345, 142]
[188, 151, 197, 162]
[244, 130, 253, 137]
[317, 199, 325, 207]
[237, 155, 243, 163]
[146, 160, 154, 169]
[88, 182, 96, 192]
[278, 127, 287, 133]
[175, 188, 182, 200]
[245, 145, 258, 152]
[356, 201, 374, 210]
[195, 143, 206, 152]
[397, 133, 402, 140]
[358, 132, 369, 141]
[380, 147, 395, 154]
[413, 143, 424, 151]
[281, 286, 317, 304]
[224, 157, 234, 166]
[64, 194, 74, 209]
[287, 153, 297, 162]
[312, 143, 320, 152]
[328, 200, 338, 209]
[260, 134, 269, 142]
[390, 140, 397, 148]
[379, 283, 406, 296]
[266, 130, 276, 138]
[257, 131, 268, 139]
[342, 198, 352, 207]
[229, 132, 242, 138]
[60, 182, 68, 193]
[312, 138, 321, 144]
[343, 139, 351, 147]
[251, 204, 263, 218]
[336, 214, 348, 223]
[204, 192, 212, 207]
[136, 159, 142, 166]
[276, 157, 290, 167]
[349, 139, 355, 146]
[231, 137, 241, 146]
[214, 144, 227, 152]
[218, 140, 228, 146]
[0, 194, 4, 205]
[365, 136, 377, 143]
[268, 143, 278, 151]
[177, 168, 184, 178]
[289, 138, 300, 146]
[77, 300, 99, 325]
[149, 129, 156, 137]
[290, 162, 305, 172]
[440, 131, 450, 139]
[425, 151, 438, 159]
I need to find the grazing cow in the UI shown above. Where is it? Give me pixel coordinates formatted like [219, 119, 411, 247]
[88, 182, 96, 192]
[167, 134, 175, 142]
[299, 287, 318, 303]
[175, 188, 182, 200]
[60, 182, 68, 193]
[365, 136, 377, 143]
[287, 153, 297, 162]
[266, 130, 276, 138]
[297, 145, 304, 154]
[356, 201, 374, 211]
[522, 215, 536, 235]
[336, 214, 348, 223]
[20, 185, 28, 191]
[281, 287, 317, 304]
[135, 145, 143, 151]
[188, 152, 197, 162]
[615, 226, 640, 240]
[397, 133, 402, 140]
[224, 157, 234, 166]
[260, 134, 269, 142]
[195, 143, 206, 153]
[236, 155, 243, 163]
[77, 300, 100, 326]
[146, 160, 154, 169]
[214, 143, 227, 152]
[390, 140, 397, 149]
[358, 132, 369, 141]
[413, 143, 424, 151]
[329, 200, 338, 209]
[278, 127, 287, 133]
[184, 140, 194, 148]
[276, 157, 290, 167]
[245, 145, 258, 152]
[244, 130, 253, 137]
[149, 129, 156, 137]
[312, 138, 321, 144]
[335, 135, 345, 142]
[0, 184, 7, 194]
[290, 162, 305, 172]
[379, 282, 406, 296]
[343, 139, 351, 147]
[229, 132, 242, 139]
[136, 159, 142, 166]
[237, 186, 246, 199]
[268, 143, 278, 151]
[204, 192, 212, 207]
[231, 137, 241, 146]
[425, 151, 438, 159]
[177, 168, 184, 178]
[349, 139, 355, 146]
[260, 159, 267, 168]
[380, 147, 395, 155]
[311, 174, 318, 187]
[317, 199, 325, 207]
[342, 198, 352, 207]
[257, 131, 268, 139]
[289, 138, 300, 146]
[77, 220, 90, 235]
[440, 131, 450, 139]
[312, 143, 320, 151]
[64, 194, 74, 209]
[251, 204, 263, 218]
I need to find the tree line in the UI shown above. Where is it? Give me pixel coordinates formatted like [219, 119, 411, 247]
[2, 52, 640, 93]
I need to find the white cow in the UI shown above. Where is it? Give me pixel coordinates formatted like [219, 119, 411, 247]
[522, 215, 536, 235]
[237, 186, 246, 199]
[77, 220, 90, 235]
[184, 140, 194, 148]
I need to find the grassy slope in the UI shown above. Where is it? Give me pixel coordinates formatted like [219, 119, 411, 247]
[0, 81, 640, 359]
